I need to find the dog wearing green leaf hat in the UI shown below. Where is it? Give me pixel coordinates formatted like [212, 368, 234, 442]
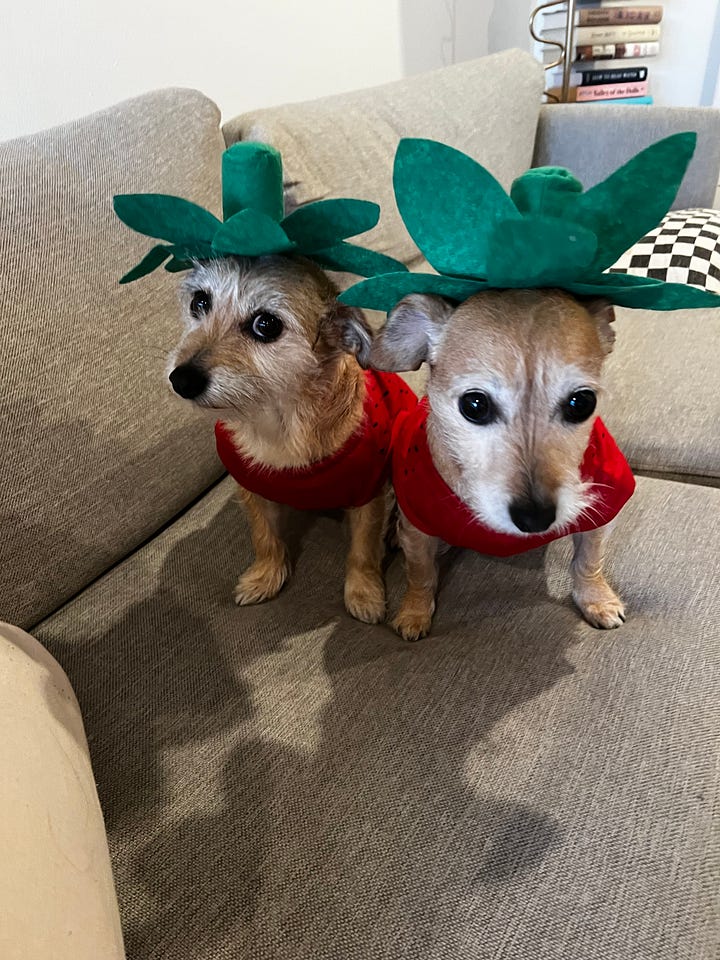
[114, 141, 416, 622]
[338, 133, 720, 641]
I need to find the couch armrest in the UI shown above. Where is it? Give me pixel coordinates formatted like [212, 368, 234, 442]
[0, 622, 125, 960]
[532, 104, 720, 209]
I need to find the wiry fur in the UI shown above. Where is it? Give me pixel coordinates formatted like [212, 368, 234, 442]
[369, 287, 626, 640]
[167, 255, 385, 622]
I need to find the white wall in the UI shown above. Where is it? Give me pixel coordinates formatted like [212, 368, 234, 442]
[399, 0, 532, 76]
[4, 0, 718, 143]
[649, 0, 718, 107]
[1, 0, 404, 142]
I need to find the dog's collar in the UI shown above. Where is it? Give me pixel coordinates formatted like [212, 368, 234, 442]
[339, 134, 720, 313]
[391, 399, 635, 556]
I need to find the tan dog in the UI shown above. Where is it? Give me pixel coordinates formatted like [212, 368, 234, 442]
[167, 254, 390, 623]
[370, 288, 631, 641]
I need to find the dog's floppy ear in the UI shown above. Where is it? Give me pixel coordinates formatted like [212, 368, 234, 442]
[324, 301, 374, 367]
[370, 294, 454, 372]
[583, 297, 616, 355]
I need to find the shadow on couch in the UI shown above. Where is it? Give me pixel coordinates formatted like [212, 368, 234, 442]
[39, 491, 578, 959]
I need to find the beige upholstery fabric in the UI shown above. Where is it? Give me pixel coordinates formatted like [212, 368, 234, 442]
[0, 622, 124, 960]
[223, 50, 545, 270]
[0, 88, 226, 629]
[533, 104, 720, 209]
[601, 307, 720, 482]
[36, 475, 720, 960]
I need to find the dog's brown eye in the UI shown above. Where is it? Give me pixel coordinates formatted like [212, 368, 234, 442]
[563, 389, 597, 424]
[190, 290, 212, 318]
[459, 390, 496, 425]
[248, 312, 284, 343]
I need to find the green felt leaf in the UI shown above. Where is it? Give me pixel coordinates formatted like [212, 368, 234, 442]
[119, 244, 174, 284]
[282, 199, 380, 252]
[393, 138, 520, 278]
[341, 266, 720, 313]
[211, 209, 295, 257]
[158, 241, 211, 263]
[485, 216, 598, 287]
[311, 241, 409, 278]
[567, 272, 720, 310]
[113, 194, 221, 246]
[510, 167, 583, 219]
[164, 257, 191, 273]
[222, 142, 284, 221]
[339, 271, 488, 311]
[573, 132, 697, 271]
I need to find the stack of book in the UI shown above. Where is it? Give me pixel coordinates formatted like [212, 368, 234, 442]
[538, 3, 663, 104]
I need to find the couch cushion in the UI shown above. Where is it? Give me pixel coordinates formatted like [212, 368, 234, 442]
[36, 474, 719, 960]
[0, 88, 226, 629]
[601, 306, 720, 483]
[222, 50, 545, 272]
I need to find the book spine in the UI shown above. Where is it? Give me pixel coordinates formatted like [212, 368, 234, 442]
[586, 95, 654, 105]
[574, 23, 661, 44]
[576, 42, 660, 60]
[576, 80, 649, 101]
[580, 66, 648, 85]
[578, 6, 663, 26]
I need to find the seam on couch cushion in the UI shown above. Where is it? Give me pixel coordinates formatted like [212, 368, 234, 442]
[30, 472, 230, 635]
[633, 467, 720, 488]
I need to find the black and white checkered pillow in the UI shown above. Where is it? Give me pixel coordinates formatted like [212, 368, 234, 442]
[608, 208, 720, 292]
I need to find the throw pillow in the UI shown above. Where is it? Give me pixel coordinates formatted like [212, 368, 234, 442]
[608, 208, 720, 292]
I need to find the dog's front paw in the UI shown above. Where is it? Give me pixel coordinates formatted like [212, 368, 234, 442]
[392, 597, 436, 642]
[234, 558, 289, 606]
[344, 571, 386, 624]
[574, 582, 626, 630]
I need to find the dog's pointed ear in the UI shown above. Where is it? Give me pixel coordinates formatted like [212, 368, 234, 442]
[324, 301, 374, 367]
[370, 294, 455, 372]
[583, 297, 616, 355]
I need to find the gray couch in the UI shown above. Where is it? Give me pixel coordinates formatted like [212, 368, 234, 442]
[1, 49, 719, 960]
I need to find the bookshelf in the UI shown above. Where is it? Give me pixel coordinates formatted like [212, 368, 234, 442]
[530, 0, 578, 102]
[530, 1, 667, 105]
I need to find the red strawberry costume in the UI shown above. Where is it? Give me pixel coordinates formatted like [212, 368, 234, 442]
[392, 399, 635, 556]
[215, 370, 417, 510]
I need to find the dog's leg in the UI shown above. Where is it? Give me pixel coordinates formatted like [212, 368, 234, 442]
[344, 493, 387, 624]
[571, 526, 625, 629]
[233, 485, 290, 605]
[393, 510, 440, 642]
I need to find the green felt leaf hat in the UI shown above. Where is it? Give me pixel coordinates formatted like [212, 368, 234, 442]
[339, 133, 720, 312]
[114, 141, 407, 284]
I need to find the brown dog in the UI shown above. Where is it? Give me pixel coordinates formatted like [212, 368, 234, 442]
[167, 254, 392, 623]
[370, 288, 631, 641]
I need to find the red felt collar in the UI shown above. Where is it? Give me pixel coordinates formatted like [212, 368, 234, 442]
[392, 399, 635, 556]
[215, 370, 417, 510]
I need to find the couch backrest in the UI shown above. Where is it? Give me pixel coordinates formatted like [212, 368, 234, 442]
[223, 50, 545, 271]
[533, 104, 720, 209]
[0, 89, 226, 629]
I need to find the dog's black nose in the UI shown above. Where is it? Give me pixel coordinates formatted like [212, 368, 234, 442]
[509, 498, 556, 534]
[169, 362, 209, 400]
